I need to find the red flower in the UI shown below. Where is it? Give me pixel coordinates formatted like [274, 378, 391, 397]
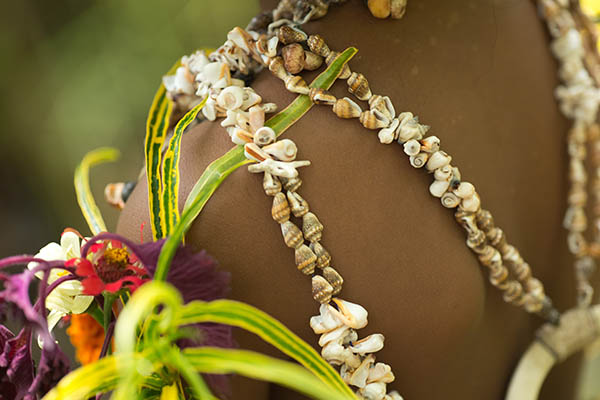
[69, 245, 148, 296]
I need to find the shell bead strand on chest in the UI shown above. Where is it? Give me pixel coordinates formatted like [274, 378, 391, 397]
[141, 0, 600, 399]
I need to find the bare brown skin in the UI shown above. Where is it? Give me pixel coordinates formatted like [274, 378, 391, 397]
[117, 0, 589, 398]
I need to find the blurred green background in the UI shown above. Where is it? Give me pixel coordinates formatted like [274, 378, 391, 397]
[0, 0, 258, 256]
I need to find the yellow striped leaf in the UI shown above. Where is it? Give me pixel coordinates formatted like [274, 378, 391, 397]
[145, 60, 180, 240]
[185, 347, 355, 400]
[161, 98, 207, 235]
[74, 147, 120, 235]
[179, 300, 357, 398]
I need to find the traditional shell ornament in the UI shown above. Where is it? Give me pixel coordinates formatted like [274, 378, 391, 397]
[247, 158, 311, 178]
[312, 275, 334, 303]
[402, 139, 421, 156]
[350, 334, 385, 355]
[348, 72, 372, 101]
[378, 118, 400, 144]
[330, 298, 369, 330]
[282, 43, 306, 74]
[287, 191, 310, 217]
[271, 192, 291, 223]
[333, 97, 363, 119]
[323, 266, 344, 295]
[263, 172, 282, 196]
[307, 34, 331, 57]
[263, 139, 298, 161]
[295, 244, 317, 274]
[254, 126, 276, 146]
[280, 220, 304, 249]
[302, 212, 324, 242]
[277, 25, 308, 44]
[409, 152, 429, 168]
[311, 241, 332, 269]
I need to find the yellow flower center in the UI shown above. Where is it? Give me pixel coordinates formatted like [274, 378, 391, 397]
[103, 247, 129, 268]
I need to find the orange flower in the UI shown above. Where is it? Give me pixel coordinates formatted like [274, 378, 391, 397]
[66, 314, 105, 365]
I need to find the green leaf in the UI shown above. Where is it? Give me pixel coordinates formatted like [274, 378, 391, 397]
[185, 347, 354, 400]
[145, 59, 181, 240]
[161, 99, 207, 236]
[178, 300, 357, 398]
[153, 46, 358, 282]
[74, 147, 120, 235]
[42, 354, 120, 399]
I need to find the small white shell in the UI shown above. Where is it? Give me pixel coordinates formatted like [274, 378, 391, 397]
[221, 109, 240, 127]
[227, 26, 251, 53]
[217, 86, 244, 110]
[387, 391, 404, 400]
[202, 99, 217, 121]
[331, 298, 368, 329]
[434, 165, 452, 181]
[231, 128, 254, 145]
[367, 363, 395, 384]
[429, 179, 450, 198]
[263, 139, 298, 161]
[253, 126, 276, 146]
[321, 341, 355, 366]
[318, 325, 349, 347]
[200, 61, 228, 85]
[396, 112, 429, 142]
[441, 192, 461, 208]
[247, 158, 311, 178]
[242, 88, 262, 110]
[249, 105, 266, 132]
[163, 66, 195, 95]
[349, 334, 385, 355]
[420, 136, 440, 153]
[349, 354, 375, 388]
[403, 139, 421, 156]
[244, 143, 270, 161]
[267, 36, 279, 58]
[310, 304, 344, 334]
[461, 192, 481, 213]
[182, 50, 209, 75]
[409, 153, 429, 168]
[425, 151, 452, 171]
[453, 182, 475, 199]
[261, 103, 278, 113]
[359, 382, 387, 400]
[378, 118, 400, 144]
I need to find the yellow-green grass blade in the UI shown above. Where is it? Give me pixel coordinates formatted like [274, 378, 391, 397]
[145, 59, 180, 240]
[178, 300, 357, 398]
[74, 147, 120, 235]
[161, 99, 207, 236]
[153, 47, 358, 282]
[185, 347, 355, 400]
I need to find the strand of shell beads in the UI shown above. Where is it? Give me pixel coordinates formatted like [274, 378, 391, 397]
[244, 131, 403, 400]
[538, 0, 600, 308]
[258, 28, 560, 322]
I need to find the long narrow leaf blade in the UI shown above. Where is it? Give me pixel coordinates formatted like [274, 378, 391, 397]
[145, 60, 180, 240]
[179, 300, 357, 398]
[74, 147, 120, 235]
[161, 98, 206, 235]
[153, 47, 358, 281]
[185, 347, 354, 400]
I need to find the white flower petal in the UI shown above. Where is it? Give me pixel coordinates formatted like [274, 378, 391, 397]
[71, 295, 94, 314]
[38, 310, 64, 348]
[60, 231, 81, 259]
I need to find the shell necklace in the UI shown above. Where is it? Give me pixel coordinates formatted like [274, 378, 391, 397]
[153, 0, 600, 398]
